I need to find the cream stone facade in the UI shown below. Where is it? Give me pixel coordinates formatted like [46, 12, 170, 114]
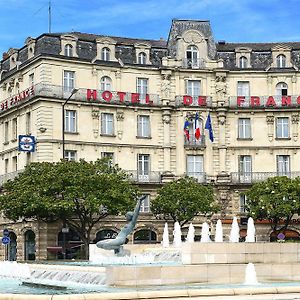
[1, 19, 300, 260]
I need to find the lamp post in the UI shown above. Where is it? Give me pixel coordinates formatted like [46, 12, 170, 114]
[62, 88, 79, 159]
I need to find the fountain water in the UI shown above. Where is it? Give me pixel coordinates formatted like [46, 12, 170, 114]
[245, 217, 256, 242]
[186, 223, 195, 243]
[162, 222, 170, 247]
[200, 222, 211, 242]
[229, 216, 240, 242]
[173, 221, 182, 247]
[244, 263, 259, 285]
[214, 219, 223, 242]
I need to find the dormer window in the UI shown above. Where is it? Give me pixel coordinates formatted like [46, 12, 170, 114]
[186, 45, 199, 68]
[64, 44, 73, 57]
[138, 52, 147, 64]
[100, 76, 112, 91]
[101, 47, 110, 61]
[276, 82, 288, 96]
[276, 54, 286, 68]
[239, 56, 248, 68]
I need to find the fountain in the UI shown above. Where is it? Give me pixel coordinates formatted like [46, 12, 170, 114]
[162, 222, 170, 247]
[200, 222, 211, 242]
[186, 223, 195, 243]
[245, 217, 256, 242]
[244, 263, 259, 285]
[214, 219, 223, 242]
[173, 221, 182, 247]
[229, 216, 240, 242]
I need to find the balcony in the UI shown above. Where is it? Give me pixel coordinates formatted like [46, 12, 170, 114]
[182, 58, 206, 69]
[184, 172, 207, 183]
[184, 135, 206, 148]
[231, 172, 300, 184]
[126, 171, 161, 183]
[0, 170, 21, 186]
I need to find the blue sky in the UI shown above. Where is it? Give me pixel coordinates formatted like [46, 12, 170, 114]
[1, 0, 300, 55]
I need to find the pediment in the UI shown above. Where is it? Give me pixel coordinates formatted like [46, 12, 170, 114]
[182, 30, 205, 44]
[134, 42, 151, 49]
[235, 47, 252, 53]
[61, 34, 78, 42]
[272, 44, 291, 52]
[96, 37, 116, 45]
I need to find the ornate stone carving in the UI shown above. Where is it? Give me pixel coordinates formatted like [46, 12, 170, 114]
[215, 74, 227, 101]
[162, 111, 171, 124]
[91, 110, 99, 119]
[161, 73, 171, 99]
[116, 111, 124, 121]
[266, 115, 274, 124]
[183, 31, 203, 44]
[292, 113, 299, 124]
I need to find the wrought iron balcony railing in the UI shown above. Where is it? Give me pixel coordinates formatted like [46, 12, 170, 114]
[231, 172, 300, 184]
[126, 170, 161, 183]
[182, 58, 206, 69]
[184, 135, 206, 148]
[184, 172, 207, 183]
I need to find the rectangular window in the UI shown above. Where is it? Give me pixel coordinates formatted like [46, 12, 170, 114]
[29, 73, 34, 86]
[12, 118, 17, 140]
[276, 117, 289, 138]
[101, 152, 114, 164]
[237, 81, 250, 96]
[63, 71, 75, 92]
[239, 155, 252, 183]
[137, 115, 150, 137]
[240, 194, 247, 213]
[187, 155, 204, 178]
[140, 194, 150, 213]
[137, 78, 148, 103]
[101, 113, 114, 135]
[186, 80, 201, 97]
[64, 110, 77, 133]
[4, 159, 8, 174]
[4, 121, 9, 143]
[238, 118, 251, 139]
[26, 112, 31, 135]
[277, 155, 290, 175]
[138, 154, 150, 181]
[12, 156, 17, 172]
[64, 150, 77, 161]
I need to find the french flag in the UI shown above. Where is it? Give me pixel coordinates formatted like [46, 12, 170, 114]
[194, 112, 201, 140]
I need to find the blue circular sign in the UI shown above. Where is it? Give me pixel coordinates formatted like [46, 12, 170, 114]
[2, 236, 10, 245]
[3, 229, 9, 236]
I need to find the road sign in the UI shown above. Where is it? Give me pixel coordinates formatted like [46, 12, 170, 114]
[18, 135, 36, 152]
[3, 229, 9, 236]
[2, 236, 10, 245]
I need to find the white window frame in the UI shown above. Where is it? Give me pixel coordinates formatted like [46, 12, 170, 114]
[12, 117, 17, 140]
[137, 115, 150, 138]
[63, 70, 75, 92]
[137, 78, 148, 103]
[277, 54, 286, 68]
[140, 194, 150, 213]
[186, 80, 201, 97]
[276, 117, 289, 138]
[101, 113, 114, 135]
[237, 81, 250, 97]
[100, 76, 112, 91]
[4, 121, 9, 143]
[12, 156, 17, 172]
[240, 194, 248, 213]
[239, 155, 252, 183]
[187, 155, 204, 179]
[138, 52, 147, 64]
[239, 56, 248, 68]
[64, 110, 77, 133]
[64, 44, 73, 57]
[64, 150, 76, 161]
[138, 154, 150, 181]
[101, 152, 114, 164]
[238, 118, 251, 139]
[276, 82, 288, 96]
[101, 47, 110, 61]
[186, 45, 199, 67]
[277, 155, 290, 175]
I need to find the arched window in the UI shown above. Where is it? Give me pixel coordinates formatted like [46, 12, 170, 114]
[94, 229, 118, 243]
[100, 76, 112, 91]
[133, 229, 157, 244]
[64, 44, 73, 57]
[239, 56, 248, 68]
[276, 54, 286, 68]
[186, 45, 199, 68]
[276, 82, 288, 96]
[138, 52, 147, 64]
[24, 230, 36, 261]
[101, 47, 110, 61]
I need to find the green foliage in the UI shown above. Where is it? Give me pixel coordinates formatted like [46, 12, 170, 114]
[0, 159, 139, 257]
[151, 177, 218, 227]
[245, 176, 300, 231]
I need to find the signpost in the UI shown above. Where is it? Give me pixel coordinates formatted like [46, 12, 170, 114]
[2, 229, 10, 261]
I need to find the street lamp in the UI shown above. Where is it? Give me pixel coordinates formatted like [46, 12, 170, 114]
[62, 88, 79, 159]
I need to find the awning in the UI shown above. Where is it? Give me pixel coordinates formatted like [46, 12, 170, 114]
[47, 246, 63, 253]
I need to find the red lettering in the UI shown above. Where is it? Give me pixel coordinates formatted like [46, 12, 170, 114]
[183, 95, 193, 106]
[237, 96, 245, 107]
[87, 89, 97, 101]
[282, 96, 291, 106]
[24, 89, 29, 98]
[297, 96, 300, 105]
[102, 91, 112, 102]
[131, 93, 140, 103]
[117, 92, 126, 103]
[250, 96, 260, 107]
[145, 94, 153, 105]
[198, 96, 207, 106]
[29, 86, 34, 96]
[266, 96, 276, 107]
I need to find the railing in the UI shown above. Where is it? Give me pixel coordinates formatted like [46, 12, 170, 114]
[231, 172, 300, 184]
[0, 170, 21, 186]
[126, 171, 161, 183]
[184, 135, 206, 148]
[184, 172, 207, 183]
[182, 58, 206, 69]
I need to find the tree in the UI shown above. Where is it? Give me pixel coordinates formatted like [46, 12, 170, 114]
[245, 176, 300, 232]
[151, 177, 218, 227]
[0, 159, 139, 258]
